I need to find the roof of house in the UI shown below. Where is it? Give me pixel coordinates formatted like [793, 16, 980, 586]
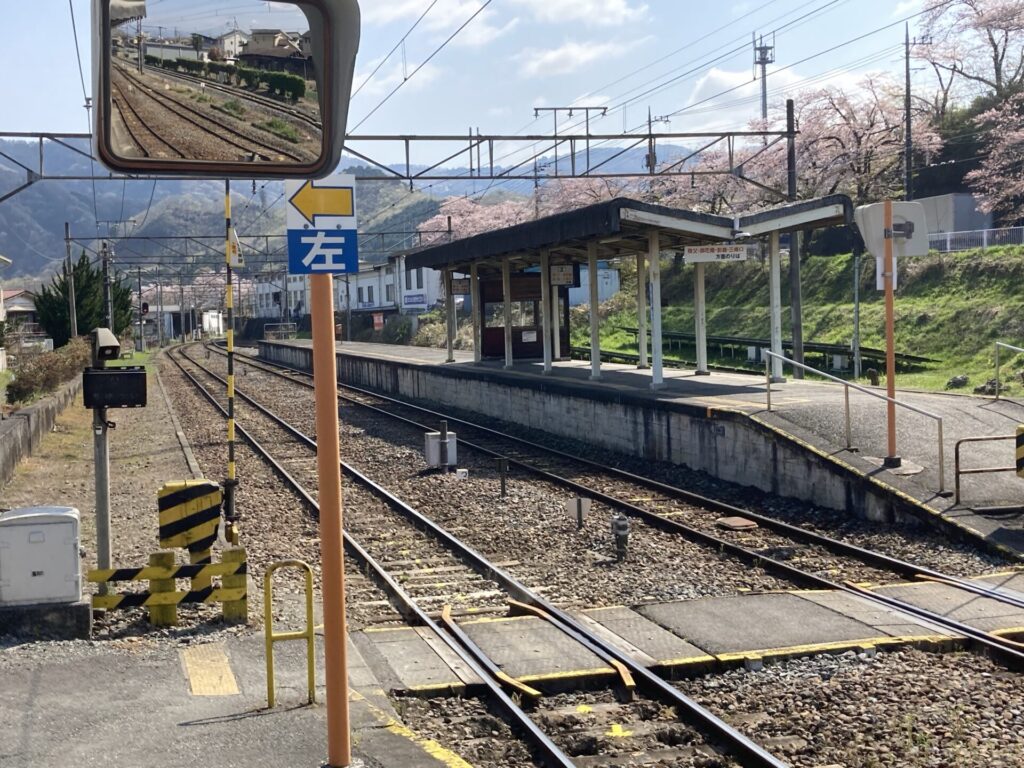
[2, 289, 28, 301]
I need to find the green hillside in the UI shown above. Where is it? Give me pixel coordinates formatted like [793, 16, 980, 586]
[574, 246, 1024, 393]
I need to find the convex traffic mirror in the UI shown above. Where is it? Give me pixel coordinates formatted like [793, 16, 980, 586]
[93, 0, 360, 178]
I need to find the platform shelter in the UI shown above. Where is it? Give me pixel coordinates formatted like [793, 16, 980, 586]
[405, 196, 854, 388]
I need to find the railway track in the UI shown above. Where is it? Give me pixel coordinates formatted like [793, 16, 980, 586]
[111, 63, 306, 162]
[168, 345, 787, 768]
[141, 63, 321, 130]
[206, 342, 1024, 669]
[110, 80, 186, 159]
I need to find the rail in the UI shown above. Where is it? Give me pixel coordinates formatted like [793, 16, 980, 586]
[954, 435, 1017, 505]
[994, 342, 1024, 400]
[764, 350, 946, 493]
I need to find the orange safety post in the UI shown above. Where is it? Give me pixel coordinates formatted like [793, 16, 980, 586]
[311, 273, 350, 767]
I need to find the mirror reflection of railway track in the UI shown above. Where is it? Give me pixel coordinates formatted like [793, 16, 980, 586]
[111, 63, 309, 163]
[110, 80, 186, 159]
[140, 64, 322, 132]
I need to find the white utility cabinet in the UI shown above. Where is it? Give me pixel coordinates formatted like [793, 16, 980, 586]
[0, 506, 82, 606]
[424, 432, 458, 468]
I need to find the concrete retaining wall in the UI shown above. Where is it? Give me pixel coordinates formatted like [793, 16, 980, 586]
[260, 342, 977, 546]
[0, 378, 82, 490]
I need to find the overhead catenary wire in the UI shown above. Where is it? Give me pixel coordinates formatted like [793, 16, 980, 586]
[349, 0, 495, 132]
[350, 0, 439, 100]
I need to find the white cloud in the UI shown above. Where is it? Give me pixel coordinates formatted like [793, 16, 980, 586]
[517, 38, 645, 78]
[892, 0, 922, 17]
[362, 1, 517, 47]
[350, 57, 442, 101]
[512, 0, 648, 26]
[361, 1, 426, 26]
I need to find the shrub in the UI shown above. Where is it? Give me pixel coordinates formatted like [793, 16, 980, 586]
[6, 338, 91, 405]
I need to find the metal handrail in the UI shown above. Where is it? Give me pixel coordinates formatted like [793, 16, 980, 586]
[264, 559, 316, 708]
[994, 342, 1024, 401]
[953, 435, 1016, 504]
[764, 350, 946, 493]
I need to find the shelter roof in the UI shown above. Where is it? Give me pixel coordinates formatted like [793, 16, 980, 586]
[404, 195, 853, 273]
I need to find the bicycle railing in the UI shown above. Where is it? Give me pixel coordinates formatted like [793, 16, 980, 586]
[764, 350, 946, 493]
[994, 342, 1024, 400]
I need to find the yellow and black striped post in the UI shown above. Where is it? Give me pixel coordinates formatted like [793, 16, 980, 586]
[158, 480, 222, 596]
[224, 179, 239, 540]
[1016, 425, 1024, 478]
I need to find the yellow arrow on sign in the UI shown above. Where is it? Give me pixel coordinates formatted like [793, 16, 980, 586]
[289, 180, 354, 226]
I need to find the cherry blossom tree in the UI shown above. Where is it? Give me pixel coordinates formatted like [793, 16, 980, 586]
[965, 91, 1024, 219]
[417, 195, 532, 244]
[918, 0, 1024, 101]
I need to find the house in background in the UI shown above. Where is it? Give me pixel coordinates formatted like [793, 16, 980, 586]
[2, 290, 38, 335]
[216, 29, 249, 59]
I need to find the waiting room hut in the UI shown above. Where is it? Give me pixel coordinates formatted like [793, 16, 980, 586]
[404, 196, 853, 387]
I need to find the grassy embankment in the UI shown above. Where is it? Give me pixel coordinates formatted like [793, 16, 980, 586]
[572, 246, 1024, 393]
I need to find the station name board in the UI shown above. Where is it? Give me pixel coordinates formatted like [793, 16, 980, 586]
[682, 245, 751, 263]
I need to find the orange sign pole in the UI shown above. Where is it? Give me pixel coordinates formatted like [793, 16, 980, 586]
[311, 273, 351, 766]
[883, 200, 901, 467]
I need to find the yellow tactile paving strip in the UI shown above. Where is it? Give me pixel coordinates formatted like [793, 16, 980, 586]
[179, 643, 239, 696]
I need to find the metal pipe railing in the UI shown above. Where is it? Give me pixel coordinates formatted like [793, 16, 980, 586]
[764, 350, 946, 493]
[994, 342, 1024, 400]
[953, 435, 1016, 504]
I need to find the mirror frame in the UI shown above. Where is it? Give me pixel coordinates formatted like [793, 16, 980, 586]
[92, 0, 360, 179]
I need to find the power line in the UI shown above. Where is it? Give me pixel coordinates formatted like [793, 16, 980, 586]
[350, 0, 495, 131]
[351, 0, 439, 100]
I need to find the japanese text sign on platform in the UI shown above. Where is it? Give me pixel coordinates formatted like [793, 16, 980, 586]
[682, 245, 750, 264]
[286, 174, 358, 274]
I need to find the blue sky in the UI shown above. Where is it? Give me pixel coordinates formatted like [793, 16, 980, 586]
[8, 0, 929, 162]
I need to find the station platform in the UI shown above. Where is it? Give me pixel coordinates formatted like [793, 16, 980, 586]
[259, 340, 1024, 557]
[353, 574, 1024, 696]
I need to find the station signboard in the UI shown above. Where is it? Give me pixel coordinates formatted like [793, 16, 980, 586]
[450, 278, 471, 295]
[550, 264, 577, 286]
[682, 245, 751, 264]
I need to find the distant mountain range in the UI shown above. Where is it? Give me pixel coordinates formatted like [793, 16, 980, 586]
[0, 137, 691, 281]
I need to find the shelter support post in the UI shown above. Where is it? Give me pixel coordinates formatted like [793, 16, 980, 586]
[553, 285, 562, 361]
[694, 262, 709, 375]
[540, 250, 553, 373]
[502, 257, 513, 370]
[588, 242, 601, 380]
[769, 231, 785, 382]
[444, 269, 455, 363]
[470, 262, 481, 363]
[636, 250, 648, 369]
[649, 230, 664, 390]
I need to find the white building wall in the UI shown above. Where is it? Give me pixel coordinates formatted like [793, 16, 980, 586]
[568, 266, 620, 307]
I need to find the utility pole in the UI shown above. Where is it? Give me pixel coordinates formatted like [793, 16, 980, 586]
[101, 242, 114, 330]
[137, 267, 145, 352]
[904, 23, 913, 200]
[64, 222, 78, 338]
[786, 99, 804, 377]
[644, 110, 670, 172]
[179, 276, 185, 342]
[137, 18, 144, 74]
[157, 278, 164, 347]
[753, 33, 776, 120]
[224, 179, 238, 530]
